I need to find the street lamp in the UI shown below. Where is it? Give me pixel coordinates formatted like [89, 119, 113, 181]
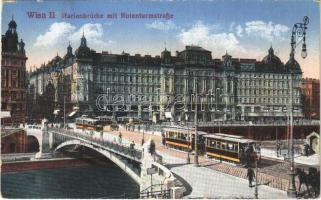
[287, 16, 309, 198]
[194, 77, 199, 167]
[216, 88, 222, 132]
[185, 113, 191, 164]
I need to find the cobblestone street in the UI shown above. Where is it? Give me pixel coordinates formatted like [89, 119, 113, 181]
[102, 126, 318, 195]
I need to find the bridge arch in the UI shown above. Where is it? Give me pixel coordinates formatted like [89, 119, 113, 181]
[26, 135, 40, 152]
[54, 140, 141, 184]
[25, 127, 43, 150]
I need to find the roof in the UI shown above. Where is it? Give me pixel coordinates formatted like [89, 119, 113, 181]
[203, 133, 256, 143]
[75, 117, 98, 122]
[184, 45, 211, 52]
[163, 126, 207, 135]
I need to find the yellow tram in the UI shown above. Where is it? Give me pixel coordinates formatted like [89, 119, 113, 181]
[163, 127, 207, 152]
[204, 133, 256, 163]
[75, 117, 103, 131]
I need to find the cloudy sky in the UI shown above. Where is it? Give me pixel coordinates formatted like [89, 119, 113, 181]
[2, 0, 320, 78]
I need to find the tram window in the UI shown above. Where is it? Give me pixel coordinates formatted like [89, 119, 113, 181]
[169, 131, 174, 138]
[221, 142, 226, 150]
[173, 133, 177, 139]
[227, 143, 233, 151]
[216, 141, 221, 149]
[181, 133, 187, 140]
[211, 141, 215, 147]
[234, 144, 239, 152]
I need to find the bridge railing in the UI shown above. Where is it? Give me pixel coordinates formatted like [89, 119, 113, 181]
[50, 128, 142, 160]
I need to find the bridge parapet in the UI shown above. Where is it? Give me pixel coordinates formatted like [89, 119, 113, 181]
[49, 128, 142, 162]
[140, 139, 183, 198]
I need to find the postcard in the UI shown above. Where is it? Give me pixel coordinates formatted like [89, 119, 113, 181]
[1, 0, 320, 199]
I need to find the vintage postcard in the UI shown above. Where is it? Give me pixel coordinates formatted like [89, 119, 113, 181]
[1, 0, 320, 199]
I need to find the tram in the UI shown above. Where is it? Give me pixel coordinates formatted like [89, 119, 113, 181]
[203, 133, 257, 163]
[163, 127, 207, 152]
[95, 115, 119, 131]
[95, 115, 114, 125]
[75, 116, 103, 131]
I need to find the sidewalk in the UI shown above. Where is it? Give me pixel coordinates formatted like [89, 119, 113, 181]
[261, 148, 320, 166]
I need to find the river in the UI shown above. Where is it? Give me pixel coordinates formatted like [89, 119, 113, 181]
[1, 150, 140, 198]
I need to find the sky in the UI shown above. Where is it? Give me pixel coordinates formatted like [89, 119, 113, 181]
[1, 0, 320, 78]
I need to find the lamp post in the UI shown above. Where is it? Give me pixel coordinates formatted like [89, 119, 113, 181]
[185, 113, 191, 164]
[216, 88, 222, 132]
[194, 77, 199, 166]
[287, 16, 309, 198]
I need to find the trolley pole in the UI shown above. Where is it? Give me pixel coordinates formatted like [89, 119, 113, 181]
[194, 78, 199, 166]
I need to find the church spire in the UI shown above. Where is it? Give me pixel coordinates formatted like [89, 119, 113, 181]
[80, 31, 87, 47]
[67, 41, 73, 55]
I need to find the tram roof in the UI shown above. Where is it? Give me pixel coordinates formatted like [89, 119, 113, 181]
[203, 133, 256, 143]
[163, 127, 207, 135]
[76, 117, 98, 122]
[96, 115, 113, 120]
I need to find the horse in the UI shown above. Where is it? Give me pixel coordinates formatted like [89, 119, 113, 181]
[295, 168, 310, 194]
[307, 167, 320, 197]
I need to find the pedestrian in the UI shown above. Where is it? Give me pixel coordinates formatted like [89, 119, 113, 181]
[257, 143, 262, 161]
[161, 132, 166, 146]
[118, 132, 122, 144]
[304, 143, 309, 156]
[277, 141, 280, 157]
[247, 168, 255, 187]
[130, 141, 135, 157]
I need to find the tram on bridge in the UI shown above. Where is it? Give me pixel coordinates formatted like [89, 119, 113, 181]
[163, 127, 207, 152]
[75, 117, 103, 131]
[204, 133, 257, 164]
[163, 126, 259, 164]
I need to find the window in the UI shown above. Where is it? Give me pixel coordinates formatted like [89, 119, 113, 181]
[216, 141, 221, 149]
[221, 142, 226, 150]
[10, 143, 16, 153]
[227, 143, 233, 151]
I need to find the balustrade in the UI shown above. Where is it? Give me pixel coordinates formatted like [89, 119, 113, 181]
[49, 128, 142, 160]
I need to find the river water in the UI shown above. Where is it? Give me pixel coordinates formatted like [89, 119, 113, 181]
[2, 153, 140, 199]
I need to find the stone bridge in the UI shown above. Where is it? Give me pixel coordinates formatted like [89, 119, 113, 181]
[24, 120, 183, 198]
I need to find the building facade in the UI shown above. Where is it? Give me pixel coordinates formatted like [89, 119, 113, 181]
[28, 35, 304, 123]
[302, 78, 320, 119]
[1, 19, 28, 125]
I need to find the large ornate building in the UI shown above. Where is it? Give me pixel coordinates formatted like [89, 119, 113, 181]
[28, 34, 304, 122]
[1, 19, 28, 125]
[302, 78, 320, 119]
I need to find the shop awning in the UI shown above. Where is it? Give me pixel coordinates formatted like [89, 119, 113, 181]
[53, 109, 60, 115]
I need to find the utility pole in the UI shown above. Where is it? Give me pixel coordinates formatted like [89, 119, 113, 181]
[194, 77, 199, 166]
[255, 146, 259, 199]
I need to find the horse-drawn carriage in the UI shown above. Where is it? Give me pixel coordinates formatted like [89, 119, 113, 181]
[295, 167, 320, 197]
